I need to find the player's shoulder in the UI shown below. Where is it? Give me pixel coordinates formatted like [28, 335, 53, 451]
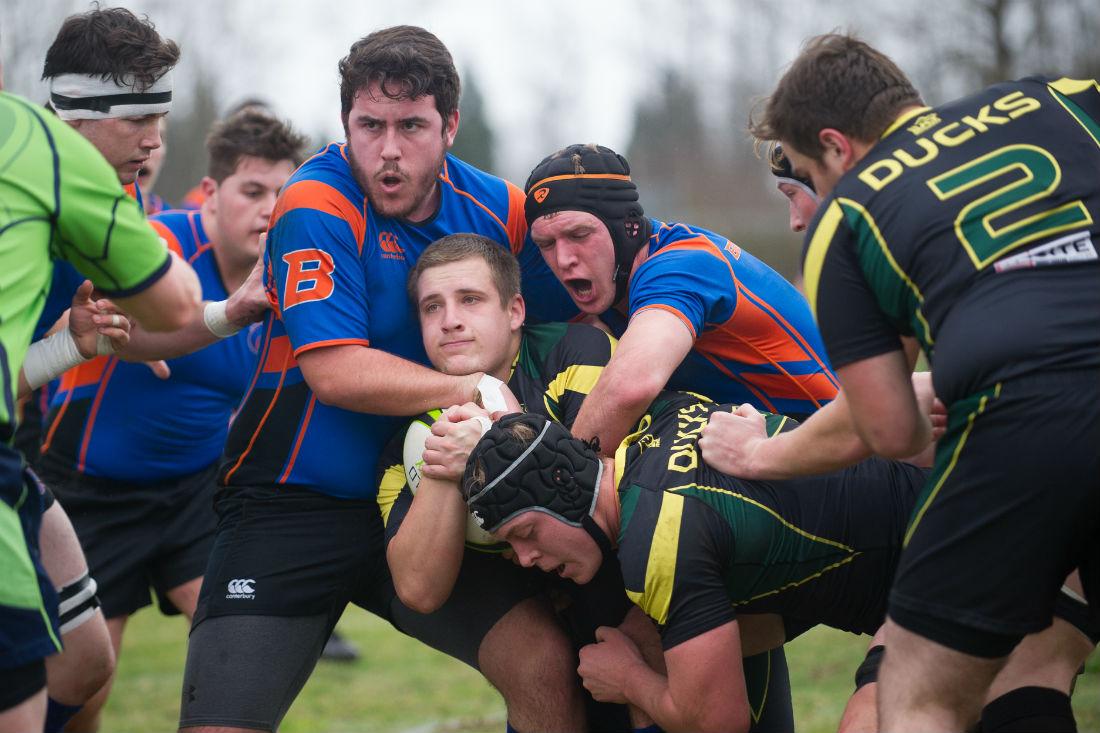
[439, 154, 514, 210]
[281, 142, 361, 204]
[149, 209, 202, 258]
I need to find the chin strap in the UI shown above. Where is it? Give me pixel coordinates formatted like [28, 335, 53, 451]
[581, 513, 615, 561]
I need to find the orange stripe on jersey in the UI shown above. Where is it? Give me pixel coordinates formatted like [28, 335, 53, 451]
[735, 281, 837, 386]
[262, 336, 297, 373]
[633, 303, 698, 339]
[122, 182, 138, 200]
[270, 179, 366, 253]
[40, 356, 112, 454]
[698, 352, 778, 413]
[293, 338, 370, 358]
[505, 181, 528, 254]
[77, 357, 119, 472]
[278, 393, 317, 484]
[149, 220, 185, 258]
[439, 161, 508, 239]
[223, 337, 295, 485]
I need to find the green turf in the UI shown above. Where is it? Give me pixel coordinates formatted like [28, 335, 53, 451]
[103, 608, 1099, 732]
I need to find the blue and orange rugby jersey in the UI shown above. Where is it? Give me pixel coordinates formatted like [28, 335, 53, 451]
[41, 209, 261, 482]
[613, 219, 838, 417]
[219, 144, 575, 499]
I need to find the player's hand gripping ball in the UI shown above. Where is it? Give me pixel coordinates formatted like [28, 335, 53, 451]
[403, 410, 507, 552]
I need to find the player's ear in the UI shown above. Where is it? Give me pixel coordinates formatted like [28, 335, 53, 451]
[509, 294, 525, 330]
[200, 176, 219, 209]
[443, 108, 459, 148]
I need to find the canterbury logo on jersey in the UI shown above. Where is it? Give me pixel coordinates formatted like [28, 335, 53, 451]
[226, 578, 256, 598]
[378, 231, 406, 261]
[282, 248, 336, 310]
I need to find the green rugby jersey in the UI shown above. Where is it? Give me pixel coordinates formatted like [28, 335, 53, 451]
[0, 92, 171, 444]
[377, 321, 616, 540]
[614, 391, 924, 649]
[803, 77, 1100, 403]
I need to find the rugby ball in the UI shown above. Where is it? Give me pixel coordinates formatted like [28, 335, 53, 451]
[403, 410, 507, 551]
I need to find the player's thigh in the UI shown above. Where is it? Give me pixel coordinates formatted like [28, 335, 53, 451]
[891, 373, 1100, 657]
[385, 548, 542, 671]
[180, 613, 331, 733]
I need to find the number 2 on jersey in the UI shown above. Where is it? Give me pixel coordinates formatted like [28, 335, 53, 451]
[927, 144, 1093, 269]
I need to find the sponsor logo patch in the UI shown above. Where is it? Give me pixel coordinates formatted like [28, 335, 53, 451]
[993, 232, 1097, 273]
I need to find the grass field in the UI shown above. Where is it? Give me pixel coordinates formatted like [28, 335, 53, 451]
[103, 608, 1100, 732]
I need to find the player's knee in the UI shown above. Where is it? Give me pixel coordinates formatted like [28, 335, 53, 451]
[480, 604, 576, 698]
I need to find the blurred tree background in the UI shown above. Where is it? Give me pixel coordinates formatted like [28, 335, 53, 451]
[2, 0, 1098, 276]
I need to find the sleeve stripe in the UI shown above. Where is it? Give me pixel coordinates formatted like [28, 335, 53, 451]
[270, 180, 366, 253]
[292, 338, 371, 358]
[632, 303, 698, 339]
[544, 364, 604, 406]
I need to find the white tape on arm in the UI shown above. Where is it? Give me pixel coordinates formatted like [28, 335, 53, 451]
[23, 330, 87, 389]
[203, 300, 241, 338]
[475, 374, 509, 413]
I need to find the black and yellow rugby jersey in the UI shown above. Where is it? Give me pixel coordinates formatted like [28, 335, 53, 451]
[804, 77, 1100, 404]
[377, 321, 616, 541]
[615, 391, 925, 649]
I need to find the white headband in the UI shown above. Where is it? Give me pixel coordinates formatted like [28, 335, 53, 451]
[775, 176, 818, 202]
[49, 72, 173, 121]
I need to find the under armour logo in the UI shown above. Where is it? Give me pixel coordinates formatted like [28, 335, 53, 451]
[227, 578, 255, 595]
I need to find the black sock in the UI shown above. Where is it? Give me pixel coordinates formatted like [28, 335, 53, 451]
[981, 686, 1076, 733]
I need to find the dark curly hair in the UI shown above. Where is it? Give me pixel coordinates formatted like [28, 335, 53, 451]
[206, 109, 308, 183]
[42, 5, 180, 91]
[338, 25, 460, 129]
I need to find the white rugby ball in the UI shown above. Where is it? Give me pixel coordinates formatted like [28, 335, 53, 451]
[403, 410, 506, 551]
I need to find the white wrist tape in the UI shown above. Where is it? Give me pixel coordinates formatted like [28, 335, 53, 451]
[24, 330, 87, 389]
[474, 374, 509, 413]
[203, 300, 241, 338]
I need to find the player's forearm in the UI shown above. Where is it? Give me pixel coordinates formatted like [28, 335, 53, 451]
[572, 373, 658, 454]
[299, 345, 479, 416]
[117, 304, 216, 361]
[622, 665, 738, 733]
[387, 480, 466, 613]
[113, 253, 201, 332]
[753, 395, 870, 479]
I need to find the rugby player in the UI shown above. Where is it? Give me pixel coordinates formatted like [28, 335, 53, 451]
[29, 9, 199, 731]
[0, 48, 199, 732]
[35, 107, 304, 732]
[178, 26, 576, 733]
[424, 397, 921, 733]
[701, 141, 1094, 733]
[524, 143, 838, 454]
[752, 33, 1100, 730]
[381, 233, 632, 730]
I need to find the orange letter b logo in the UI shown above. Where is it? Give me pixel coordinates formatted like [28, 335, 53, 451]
[282, 249, 336, 310]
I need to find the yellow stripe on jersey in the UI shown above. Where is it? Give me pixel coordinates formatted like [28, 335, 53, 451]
[544, 365, 604, 416]
[1047, 79, 1100, 150]
[376, 463, 406, 527]
[802, 199, 845, 322]
[627, 491, 685, 626]
[880, 106, 933, 139]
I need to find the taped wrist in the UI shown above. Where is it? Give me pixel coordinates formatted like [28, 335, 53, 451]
[474, 374, 508, 413]
[23, 330, 87, 389]
[203, 299, 241, 338]
[854, 644, 885, 690]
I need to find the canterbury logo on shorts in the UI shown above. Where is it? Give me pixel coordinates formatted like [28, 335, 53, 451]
[226, 578, 256, 599]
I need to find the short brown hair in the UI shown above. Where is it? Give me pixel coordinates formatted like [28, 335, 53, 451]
[750, 34, 922, 159]
[42, 5, 180, 90]
[338, 25, 460, 128]
[407, 234, 520, 308]
[206, 109, 307, 183]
